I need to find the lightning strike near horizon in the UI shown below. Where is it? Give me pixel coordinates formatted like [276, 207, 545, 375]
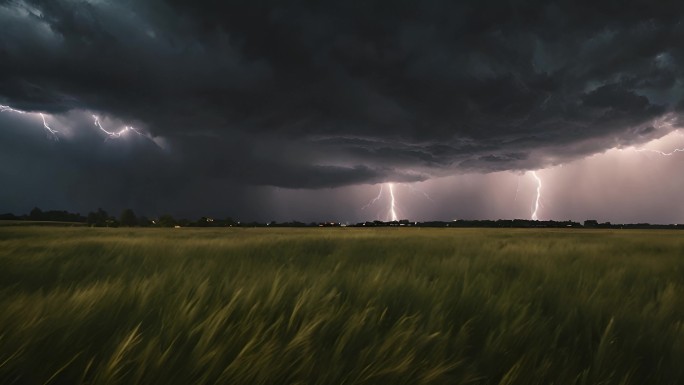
[530, 171, 542, 221]
[361, 182, 400, 221]
[388, 183, 398, 221]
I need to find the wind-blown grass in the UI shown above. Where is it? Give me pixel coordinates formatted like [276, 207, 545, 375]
[0, 227, 683, 384]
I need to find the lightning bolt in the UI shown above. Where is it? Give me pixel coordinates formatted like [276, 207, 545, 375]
[522, 122, 682, 221]
[1, 104, 59, 139]
[40, 113, 59, 139]
[634, 146, 684, 156]
[1, 104, 26, 114]
[513, 175, 521, 201]
[530, 171, 542, 220]
[1, 104, 150, 143]
[630, 115, 684, 155]
[93, 115, 142, 140]
[403, 183, 435, 202]
[630, 117, 684, 156]
[361, 182, 400, 221]
[388, 183, 398, 221]
[361, 184, 384, 210]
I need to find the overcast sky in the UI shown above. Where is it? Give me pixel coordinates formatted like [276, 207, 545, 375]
[1, 0, 684, 223]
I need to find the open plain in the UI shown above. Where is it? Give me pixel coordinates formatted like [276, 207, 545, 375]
[1, 227, 683, 384]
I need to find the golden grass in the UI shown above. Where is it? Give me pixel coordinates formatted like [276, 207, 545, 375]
[0, 227, 683, 384]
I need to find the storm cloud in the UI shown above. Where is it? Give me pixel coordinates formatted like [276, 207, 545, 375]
[1, 0, 683, 219]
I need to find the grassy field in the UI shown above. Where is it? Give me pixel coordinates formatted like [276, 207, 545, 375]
[1, 227, 683, 385]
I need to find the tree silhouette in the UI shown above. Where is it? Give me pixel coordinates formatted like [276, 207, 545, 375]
[87, 208, 110, 227]
[29, 207, 43, 221]
[158, 214, 177, 227]
[120, 209, 138, 227]
[137, 216, 151, 227]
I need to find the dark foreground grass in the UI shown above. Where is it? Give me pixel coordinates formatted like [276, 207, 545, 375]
[1, 227, 683, 385]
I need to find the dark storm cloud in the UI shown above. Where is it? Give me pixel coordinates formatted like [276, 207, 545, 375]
[1, 0, 684, 193]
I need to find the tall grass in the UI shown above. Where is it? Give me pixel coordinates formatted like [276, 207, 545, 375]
[0, 227, 683, 384]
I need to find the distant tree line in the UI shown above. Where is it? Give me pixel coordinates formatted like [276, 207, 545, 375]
[0, 207, 87, 223]
[0, 207, 241, 228]
[84, 209, 242, 228]
[351, 219, 684, 230]
[3, 207, 684, 229]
